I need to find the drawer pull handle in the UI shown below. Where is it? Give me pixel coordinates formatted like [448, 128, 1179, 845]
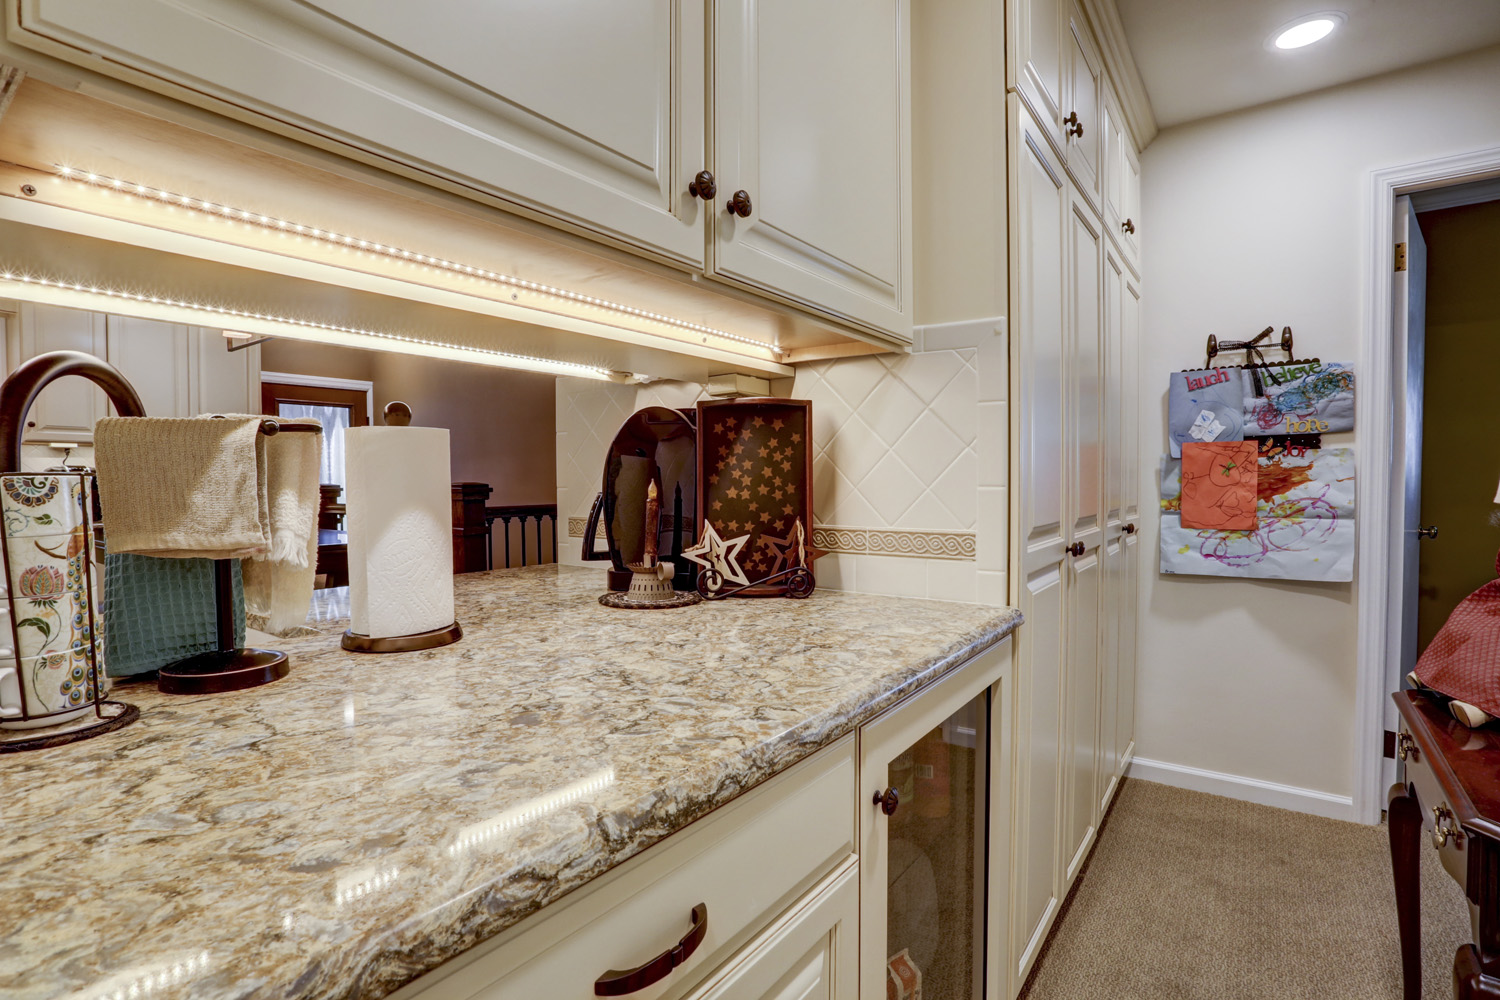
[1396, 732, 1416, 762]
[594, 903, 708, 996]
[1433, 804, 1459, 850]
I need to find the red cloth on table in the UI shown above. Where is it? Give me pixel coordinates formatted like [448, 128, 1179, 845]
[1415, 548, 1500, 718]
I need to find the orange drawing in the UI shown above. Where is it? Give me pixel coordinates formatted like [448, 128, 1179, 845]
[1180, 440, 1258, 530]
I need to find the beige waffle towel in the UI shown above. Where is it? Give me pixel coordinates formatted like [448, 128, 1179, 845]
[94, 416, 269, 559]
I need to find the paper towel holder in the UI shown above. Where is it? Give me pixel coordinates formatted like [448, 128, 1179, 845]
[339, 401, 464, 653]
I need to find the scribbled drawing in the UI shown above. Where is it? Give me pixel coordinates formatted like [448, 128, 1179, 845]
[1244, 361, 1356, 434]
[1159, 447, 1355, 582]
[1180, 441, 1257, 530]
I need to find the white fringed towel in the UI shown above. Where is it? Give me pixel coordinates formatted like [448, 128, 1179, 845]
[243, 418, 322, 633]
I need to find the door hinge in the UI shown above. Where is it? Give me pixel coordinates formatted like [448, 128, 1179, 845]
[1394, 242, 1408, 272]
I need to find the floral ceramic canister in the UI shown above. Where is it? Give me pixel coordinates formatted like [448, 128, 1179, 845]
[0, 474, 106, 726]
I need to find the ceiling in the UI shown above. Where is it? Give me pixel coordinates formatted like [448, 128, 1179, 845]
[1116, 0, 1500, 129]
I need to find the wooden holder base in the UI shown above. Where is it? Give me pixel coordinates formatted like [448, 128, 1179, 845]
[159, 648, 290, 695]
[341, 621, 463, 653]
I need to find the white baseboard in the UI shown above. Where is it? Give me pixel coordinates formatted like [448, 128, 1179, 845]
[1127, 756, 1358, 823]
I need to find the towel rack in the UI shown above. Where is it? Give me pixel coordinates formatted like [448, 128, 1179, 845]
[156, 418, 320, 695]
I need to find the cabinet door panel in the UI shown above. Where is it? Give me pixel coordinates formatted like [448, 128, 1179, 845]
[1120, 140, 1143, 265]
[1064, 6, 1103, 211]
[1012, 0, 1064, 144]
[16, 0, 706, 264]
[712, 0, 910, 338]
[16, 303, 106, 444]
[195, 330, 260, 417]
[1009, 99, 1067, 981]
[1063, 544, 1100, 881]
[689, 865, 857, 1000]
[106, 316, 191, 419]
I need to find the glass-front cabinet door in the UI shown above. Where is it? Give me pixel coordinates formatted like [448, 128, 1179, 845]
[859, 638, 1012, 1000]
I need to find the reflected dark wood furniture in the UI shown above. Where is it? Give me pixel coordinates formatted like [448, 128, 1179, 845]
[452, 482, 493, 573]
[315, 529, 348, 589]
[485, 504, 557, 569]
[1390, 690, 1500, 999]
[318, 484, 345, 531]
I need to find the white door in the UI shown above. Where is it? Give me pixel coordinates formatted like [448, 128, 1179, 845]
[1096, 248, 1125, 812]
[1117, 272, 1142, 770]
[1008, 96, 1069, 981]
[105, 315, 192, 419]
[15, 303, 107, 445]
[1389, 196, 1428, 787]
[15, 0, 707, 265]
[711, 0, 911, 338]
[1061, 185, 1104, 883]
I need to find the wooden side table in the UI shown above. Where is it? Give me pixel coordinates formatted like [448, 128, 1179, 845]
[1390, 690, 1500, 999]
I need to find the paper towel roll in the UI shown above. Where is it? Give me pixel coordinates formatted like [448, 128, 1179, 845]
[345, 426, 455, 639]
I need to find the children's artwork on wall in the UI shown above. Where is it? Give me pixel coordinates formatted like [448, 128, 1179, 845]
[1167, 367, 1245, 458]
[1242, 360, 1355, 437]
[1159, 446, 1355, 582]
[1179, 441, 1258, 530]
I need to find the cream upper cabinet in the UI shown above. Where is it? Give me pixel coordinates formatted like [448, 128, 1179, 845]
[105, 315, 192, 421]
[12, 0, 707, 267]
[13, 303, 107, 444]
[11, 0, 915, 342]
[710, 0, 911, 336]
[1063, 4, 1103, 210]
[1101, 90, 1141, 268]
[1010, 0, 1065, 148]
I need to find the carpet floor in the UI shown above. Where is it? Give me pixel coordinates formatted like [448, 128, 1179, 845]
[1017, 779, 1471, 1000]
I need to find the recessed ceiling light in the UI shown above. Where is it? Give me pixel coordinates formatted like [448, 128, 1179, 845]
[1270, 12, 1344, 50]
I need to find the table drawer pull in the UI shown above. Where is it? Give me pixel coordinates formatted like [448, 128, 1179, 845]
[1433, 804, 1459, 849]
[594, 903, 708, 996]
[1397, 732, 1417, 761]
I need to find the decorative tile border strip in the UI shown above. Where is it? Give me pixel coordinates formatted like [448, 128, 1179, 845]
[572, 517, 975, 561]
[567, 517, 607, 540]
[813, 525, 976, 561]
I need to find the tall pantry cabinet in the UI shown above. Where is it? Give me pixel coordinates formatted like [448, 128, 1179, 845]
[1007, 0, 1142, 988]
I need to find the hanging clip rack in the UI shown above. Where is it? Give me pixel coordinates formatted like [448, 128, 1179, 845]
[156, 418, 319, 695]
[1205, 326, 1294, 369]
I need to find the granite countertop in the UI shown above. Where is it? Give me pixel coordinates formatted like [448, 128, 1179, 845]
[3, 566, 1021, 1000]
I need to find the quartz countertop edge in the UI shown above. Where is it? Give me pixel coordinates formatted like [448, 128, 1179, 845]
[2, 566, 1021, 1000]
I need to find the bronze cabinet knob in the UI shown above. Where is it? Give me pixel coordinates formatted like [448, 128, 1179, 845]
[1067, 541, 1085, 557]
[1122, 218, 1136, 234]
[726, 190, 753, 218]
[873, 787, 899, 816]
[1122, 523, 1137, 535]
[688, 170, 717, 201]
[1064, 112, 1084, 138]
[1417, 525, 1439, 540]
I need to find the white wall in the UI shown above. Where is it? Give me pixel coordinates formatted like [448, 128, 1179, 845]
[1134, 44, 1500, 814]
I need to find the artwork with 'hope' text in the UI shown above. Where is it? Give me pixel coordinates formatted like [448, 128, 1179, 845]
[1242, 360, 1355, 436]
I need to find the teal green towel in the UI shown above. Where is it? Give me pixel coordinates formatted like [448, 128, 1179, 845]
[102, 554, 246, 676]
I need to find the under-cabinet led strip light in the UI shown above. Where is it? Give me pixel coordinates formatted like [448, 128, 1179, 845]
[54, 166, 785, 361]
[0, 269, 619, 381]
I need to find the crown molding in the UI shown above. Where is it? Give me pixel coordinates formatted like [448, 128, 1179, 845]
[1079, 0, 1158, 150]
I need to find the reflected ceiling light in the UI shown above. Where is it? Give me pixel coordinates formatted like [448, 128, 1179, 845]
[448, 768, 616, 857]
[52, 167, 785, 361]
[0, 269, 622, 381]
[1270, 13, 1343, 50]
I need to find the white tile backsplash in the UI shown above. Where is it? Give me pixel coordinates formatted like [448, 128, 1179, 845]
[555, 314, 1009, 605]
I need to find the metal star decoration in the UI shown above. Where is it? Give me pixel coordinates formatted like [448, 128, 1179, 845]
[681, 520, 750, 592]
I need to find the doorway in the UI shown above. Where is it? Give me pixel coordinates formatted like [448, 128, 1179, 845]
[1410, 199, 1500, 662]
[260, 373, 374, 496]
